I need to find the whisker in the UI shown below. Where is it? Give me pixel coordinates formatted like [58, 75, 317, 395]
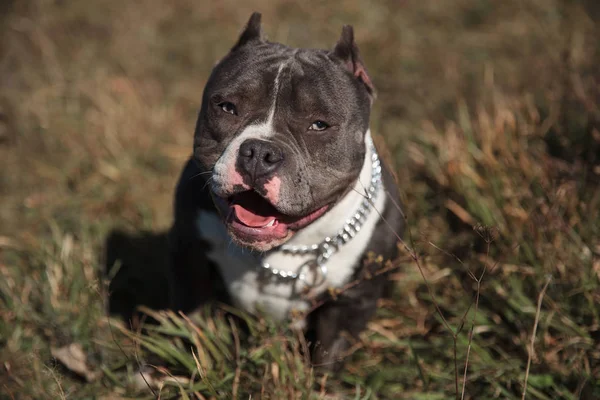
[202, 177, 213, 190]
[188, 170, 213, 181]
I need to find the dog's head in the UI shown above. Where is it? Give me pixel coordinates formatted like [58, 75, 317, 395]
[193, 13, 375, 251]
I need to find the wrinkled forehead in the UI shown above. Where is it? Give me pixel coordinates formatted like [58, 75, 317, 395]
[206, 44, 356, 108]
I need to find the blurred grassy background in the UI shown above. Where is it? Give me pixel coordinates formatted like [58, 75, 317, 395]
[0, 0, 599, 399]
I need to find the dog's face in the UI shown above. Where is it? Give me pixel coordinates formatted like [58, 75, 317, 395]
[193, 13, 375, 251]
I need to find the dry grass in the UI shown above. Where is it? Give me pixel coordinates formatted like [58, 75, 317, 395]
[1, 0, 599, 399]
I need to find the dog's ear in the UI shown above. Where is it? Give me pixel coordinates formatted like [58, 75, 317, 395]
[331, 25, 375, 100]
[231, 12, 263, 51]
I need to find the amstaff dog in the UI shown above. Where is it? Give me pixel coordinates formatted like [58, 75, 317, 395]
[169, 12, 404, 368]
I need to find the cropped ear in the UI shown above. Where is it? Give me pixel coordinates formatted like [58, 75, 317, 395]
[231, 12, 263, 51]
[332, 25, 376, 100]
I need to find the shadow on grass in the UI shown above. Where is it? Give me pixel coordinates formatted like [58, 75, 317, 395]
[104, 230, 173, 324]
[104, 229, 230, 328]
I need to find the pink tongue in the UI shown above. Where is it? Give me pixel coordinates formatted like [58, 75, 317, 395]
[233, 204, 274, 228]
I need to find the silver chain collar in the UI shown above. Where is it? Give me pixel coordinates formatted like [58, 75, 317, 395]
[258, 136, 383, 285]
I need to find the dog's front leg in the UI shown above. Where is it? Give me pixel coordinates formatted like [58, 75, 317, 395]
[309, 274, 388, 371]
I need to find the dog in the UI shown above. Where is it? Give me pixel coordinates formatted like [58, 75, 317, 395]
[168, 12, 404, 368]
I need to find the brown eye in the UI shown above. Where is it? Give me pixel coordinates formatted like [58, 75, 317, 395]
[219, 102, 237, 115]
[309, 120, 329, 131]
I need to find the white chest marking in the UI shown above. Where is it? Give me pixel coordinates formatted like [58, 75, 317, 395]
[196, 132, 386, 324]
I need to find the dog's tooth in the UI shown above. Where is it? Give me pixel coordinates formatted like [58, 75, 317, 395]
[263, 219, 276, 228]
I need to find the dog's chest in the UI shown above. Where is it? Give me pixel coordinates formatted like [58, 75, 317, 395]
[195, 211, 371, 323]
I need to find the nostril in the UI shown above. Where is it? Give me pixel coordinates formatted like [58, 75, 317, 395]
[238, 139, 283, 179]
[264, 151, 281, 165]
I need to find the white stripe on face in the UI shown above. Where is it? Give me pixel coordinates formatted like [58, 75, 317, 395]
[211, 63, 286, 197]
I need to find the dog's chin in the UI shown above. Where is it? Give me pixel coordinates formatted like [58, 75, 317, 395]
[226, 225, 294, 252]
[211, 190, 329, 251]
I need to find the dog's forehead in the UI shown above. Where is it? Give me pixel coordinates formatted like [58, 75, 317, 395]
[208, 43, 341, 94]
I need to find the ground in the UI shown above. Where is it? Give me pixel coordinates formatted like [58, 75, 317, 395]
[0, 0, 599, 399]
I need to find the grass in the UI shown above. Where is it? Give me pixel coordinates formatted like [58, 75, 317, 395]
[1, 0, 599, 398]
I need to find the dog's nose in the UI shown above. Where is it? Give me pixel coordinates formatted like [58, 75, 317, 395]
[237, 139, 284, 181]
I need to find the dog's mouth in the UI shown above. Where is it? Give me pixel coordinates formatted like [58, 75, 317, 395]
[212, 190, 329, 245]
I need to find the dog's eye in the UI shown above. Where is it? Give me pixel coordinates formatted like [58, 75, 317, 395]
[309, 120, 329, 131]
[219, 102, 237, 115]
